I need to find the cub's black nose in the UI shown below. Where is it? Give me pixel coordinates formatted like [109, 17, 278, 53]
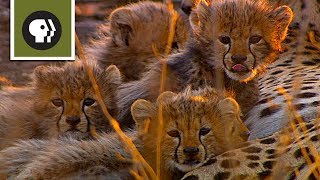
[183, 147, 199, 156]
[231, 54, 247, 64]
[66, 116, 81, 126]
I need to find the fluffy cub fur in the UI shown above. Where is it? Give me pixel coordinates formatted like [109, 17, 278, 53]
[86, 1, 190, 82]
[0, 61, 121, 149]
[117, 0, 293, 127]
[0, 87, 249, 179]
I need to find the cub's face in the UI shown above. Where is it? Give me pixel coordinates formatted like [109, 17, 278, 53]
[217, 22, 272, 81]
[43, 89, 101, 138]
[132, 91, 249, 173]
[161, 112, 213, 172]
[33, 63, 121, 138]
[161, 99, 249, 172]
[190, 1, 293, 81]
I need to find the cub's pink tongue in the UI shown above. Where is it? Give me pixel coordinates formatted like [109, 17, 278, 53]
[232, 64, 247, 72]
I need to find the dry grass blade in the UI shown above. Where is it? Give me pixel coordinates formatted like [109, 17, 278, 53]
[150, 1, 178, 178]
[241, 52, 277, 83]
[308, 31, 320, 50]
[0, 76, 11, 86]
[75, 33, 157, 180]
[278, 87, 320, 178]
[154, 1, 178, 179]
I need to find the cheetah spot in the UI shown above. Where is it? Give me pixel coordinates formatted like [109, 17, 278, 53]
[184, 175, 199, 180]
[214, 172, 231, 180]
[220, 159, 240, 169]
[260, 137, 276, 144]
[241, 146, 262, 153]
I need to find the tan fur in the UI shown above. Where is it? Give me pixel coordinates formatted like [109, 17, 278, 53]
[86, 1, 190, 82]
[0, 87, 249, 179]
[117, 0, 293, 127]
[0, 61, 121, 150]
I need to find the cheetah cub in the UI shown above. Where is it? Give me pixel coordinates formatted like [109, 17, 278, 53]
[117, 0, 293, 127]
[183, 118, 320, 179]
[0, 61, 121, 149]
[86, 1, 190, 81]
[0, 87, 249, 179]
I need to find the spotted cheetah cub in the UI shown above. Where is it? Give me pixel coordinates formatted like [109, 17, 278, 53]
[0, 61, 121, 149]
[183, 118, 320, 179]
[86, 1, 190, 81]
[0, 87, 249, 179]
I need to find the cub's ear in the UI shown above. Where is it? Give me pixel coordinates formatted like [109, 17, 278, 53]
[109, 8, 136, 46]
[269, 5, 293, 42]
[189, 0, 210, 33]
[131, 99, 156, 131]
[103, 65, 122, 87]
[216, 97, 240, 115]
[156, 91, 177, 105]
[216, 98, 248, 140]
[33, 65, 54, 86]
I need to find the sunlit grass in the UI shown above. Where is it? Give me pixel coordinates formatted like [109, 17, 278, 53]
[75, 0, 178, 179]
[76, 33, 157, 179]
[277, 87, 320, 178]
[0, 76, 11, 88]
[308, 31, 320, 50]
[155, 1, 178, 178]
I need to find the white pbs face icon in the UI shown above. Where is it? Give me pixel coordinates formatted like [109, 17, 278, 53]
[29, 19, 56, 43]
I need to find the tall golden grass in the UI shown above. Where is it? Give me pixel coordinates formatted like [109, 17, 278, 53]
[76, 33, 157, 179]
[75, 1, 177, 179]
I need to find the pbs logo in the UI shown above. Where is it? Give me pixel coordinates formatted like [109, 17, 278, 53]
[22, 11, 62, 50]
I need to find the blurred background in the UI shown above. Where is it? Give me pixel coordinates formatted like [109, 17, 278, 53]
[0, 0, 182, 86]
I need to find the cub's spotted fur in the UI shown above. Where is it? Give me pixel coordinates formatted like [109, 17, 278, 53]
[117, 0, 293, 128]
[0, 88, 249, 179]
[86, 1, 190, 82]
[0, 61, 121, 149]
[183, 118, 320, 180]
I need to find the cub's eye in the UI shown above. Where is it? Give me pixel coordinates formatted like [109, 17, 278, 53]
[83, 98, 95, 106]
[249, 35, 262, 44]
[167, 130, 180, 138]
[218, 35, 231, 44]
[172, 42, 179, 49]
[199, 127, 211, 136]
[52, 99, 64, 107]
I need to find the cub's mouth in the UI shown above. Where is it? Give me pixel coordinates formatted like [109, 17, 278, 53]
[175, 157, 204, 172]
[66, 128, 81, 132]
[183, 159, 201, 166]
[224, 62, 256, 82]
[231, 64, 250, 73]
